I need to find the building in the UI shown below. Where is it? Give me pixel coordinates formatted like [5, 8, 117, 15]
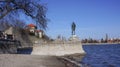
[4, 27, 14, 40]
[35, 30, 44, 38]
[26, 23, 44, 38]
[27, 24, 37, 34]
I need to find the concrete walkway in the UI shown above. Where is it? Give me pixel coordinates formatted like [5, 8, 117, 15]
[0, 54, 65, 67]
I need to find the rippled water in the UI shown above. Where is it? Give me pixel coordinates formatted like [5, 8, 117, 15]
[82, 44, 120, 67]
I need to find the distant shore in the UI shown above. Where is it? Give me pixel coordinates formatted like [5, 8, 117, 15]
[82, 43, 120, 45]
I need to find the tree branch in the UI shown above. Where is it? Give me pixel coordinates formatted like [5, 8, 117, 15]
[0, 0, 47, 29]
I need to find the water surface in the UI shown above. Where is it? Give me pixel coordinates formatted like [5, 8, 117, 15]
[82, 44, 120, 67]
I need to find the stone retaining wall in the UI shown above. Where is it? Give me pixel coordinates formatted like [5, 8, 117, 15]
[32, 43, 85, 56]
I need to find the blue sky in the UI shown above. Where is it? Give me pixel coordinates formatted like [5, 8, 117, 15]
[40, 0, 120, 39]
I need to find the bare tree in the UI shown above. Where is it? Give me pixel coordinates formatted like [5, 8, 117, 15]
[12, 20, 26, 29]
[0, 22, 11, 31]
[0, 0, 47, 29]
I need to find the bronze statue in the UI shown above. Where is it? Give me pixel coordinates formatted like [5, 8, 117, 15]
[71, 22, 76, 35]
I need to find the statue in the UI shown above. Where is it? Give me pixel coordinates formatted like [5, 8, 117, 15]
[71, 22, 76, 35]
[69, 22, 79, 41]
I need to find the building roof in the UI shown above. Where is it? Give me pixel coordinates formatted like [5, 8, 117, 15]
[28, 24, 36, 27]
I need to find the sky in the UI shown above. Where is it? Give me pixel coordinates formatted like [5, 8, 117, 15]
[40, 0, 120, 39]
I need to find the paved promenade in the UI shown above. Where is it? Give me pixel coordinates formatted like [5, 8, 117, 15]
[0, 54, 65, 67]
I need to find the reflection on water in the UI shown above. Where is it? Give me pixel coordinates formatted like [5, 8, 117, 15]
[82, 44, 120, 67]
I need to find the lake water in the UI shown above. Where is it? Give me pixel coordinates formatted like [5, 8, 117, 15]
[17, 47, 33, 54]
[82, 44, 120, 67]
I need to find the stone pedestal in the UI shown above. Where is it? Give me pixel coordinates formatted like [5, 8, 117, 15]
[69, 35, 80, 41]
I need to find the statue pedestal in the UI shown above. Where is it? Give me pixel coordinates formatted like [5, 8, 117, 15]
[69, 35, 80, 41]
